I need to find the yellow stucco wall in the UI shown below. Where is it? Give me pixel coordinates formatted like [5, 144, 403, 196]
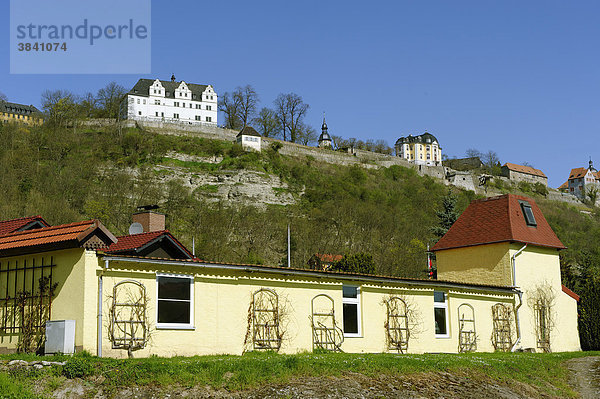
[436, 243, 512, 286]
[93, 259, 515, 358]
[1, 112, 43, 125]
[0, 248, 90, 353]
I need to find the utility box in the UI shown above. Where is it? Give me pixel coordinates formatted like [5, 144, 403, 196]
[45, 320, 76, 354]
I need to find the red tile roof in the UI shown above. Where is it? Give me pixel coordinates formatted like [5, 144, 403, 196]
[0, 215, 49, 236]
[569, 167, 589, 179]
[314, 253, 343, 263]
[562, 284, 580, 302]
[503, 163, 547, 178]
[107, 230, 193, 259]
[0, 220, 115, 253]
[558, 181, 569, 190]
[431, 194, 565, 252]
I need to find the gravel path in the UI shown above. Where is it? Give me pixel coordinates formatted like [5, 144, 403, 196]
[566, 356, 600, 399]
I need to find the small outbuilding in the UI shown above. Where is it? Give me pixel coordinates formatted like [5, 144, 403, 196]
[236, 126, 262, 152]
[501, 163, 547, 186]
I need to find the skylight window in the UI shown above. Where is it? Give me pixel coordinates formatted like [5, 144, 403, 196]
[520, 201, 537, 227]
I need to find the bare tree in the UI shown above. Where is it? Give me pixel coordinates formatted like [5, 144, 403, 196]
[0, 91, 7, 102]
[273, 93, 309, 143]
[331, 135, 345, 150]
[96, 81, 126, 119]
[253, 107, 280, 138]
[465, 148, 482, 159]
[218, 91, 242, 130]
[79, 92, 98, 118]
[482, 150, 500, 169]
[297, 123, 318, 146]
[41, 89, 78, 127]
[233, 85, 259, 128]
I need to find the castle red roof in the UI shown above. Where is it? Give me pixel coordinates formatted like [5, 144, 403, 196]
[0, 215, 49, 236]
[569, 167, 589, 179]
[431, 194, 565, 252]
[503, 163, 547, 178]
[313, 253, 343, 263]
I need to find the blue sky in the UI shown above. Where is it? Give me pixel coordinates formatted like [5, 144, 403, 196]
[1, 0, 599, 187]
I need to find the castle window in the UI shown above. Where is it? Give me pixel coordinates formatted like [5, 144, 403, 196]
[520, 201, 537, 227]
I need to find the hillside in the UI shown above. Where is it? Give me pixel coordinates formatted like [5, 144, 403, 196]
[0, 121, 598, 278]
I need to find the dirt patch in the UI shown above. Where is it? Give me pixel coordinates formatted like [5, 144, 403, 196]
[33, 370, 564, 399]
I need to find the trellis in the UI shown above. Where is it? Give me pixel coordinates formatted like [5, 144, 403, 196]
[0, 257, 56, 335]
[108, 280, 149, 354]
[534, 301, 551, 353]
[310, 294, 343, 352]
[385, 297, 409, 353]
[249, 288, 282, 351]
[458, 303, 476, 352]
[492, 303, 513, 352]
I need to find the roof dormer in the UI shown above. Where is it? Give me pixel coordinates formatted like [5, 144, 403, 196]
[175, 81, 192, 99]
[150, 79, 165, 97]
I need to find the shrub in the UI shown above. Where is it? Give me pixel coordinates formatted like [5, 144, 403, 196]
[533, 182, 548, 197]
[517, 181, 532, 193]
[62, 356, 94, 379]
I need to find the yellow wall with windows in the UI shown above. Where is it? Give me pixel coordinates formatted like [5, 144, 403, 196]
[1, 112, 43, 125]
[94, 259, 514, 358]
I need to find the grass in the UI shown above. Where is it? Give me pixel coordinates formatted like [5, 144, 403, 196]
[1, 351, 597, 397]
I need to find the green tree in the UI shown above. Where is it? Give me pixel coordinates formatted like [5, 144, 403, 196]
[330, 253, 376, 274]
[432, 191, 459, 237]
[579, 276, 600, 350]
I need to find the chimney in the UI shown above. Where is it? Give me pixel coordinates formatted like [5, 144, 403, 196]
[132, 206, 165, 233]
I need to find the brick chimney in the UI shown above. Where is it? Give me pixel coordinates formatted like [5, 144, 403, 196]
[132, 211, 165, 233]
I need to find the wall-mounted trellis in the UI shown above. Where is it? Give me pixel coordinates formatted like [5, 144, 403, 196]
[310, 294, 344, 352]
[458, 303, 476, 352]
[108, 280, 149, 356]
[534, 301, 551, 353]
[385, 297, 409, 353]
[246, 288, 282, 351]
[0, 257, 56, 335]
[491, 303, 513, 352]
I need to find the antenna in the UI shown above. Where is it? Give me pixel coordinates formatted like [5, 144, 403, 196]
[287, 224, 291, 268]
[128, 222, 144, 235]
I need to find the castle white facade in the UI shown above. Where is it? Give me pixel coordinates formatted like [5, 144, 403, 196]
[126, 76, 218, 126]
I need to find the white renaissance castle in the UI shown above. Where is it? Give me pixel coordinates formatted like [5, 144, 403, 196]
[127, 75, 218, 126]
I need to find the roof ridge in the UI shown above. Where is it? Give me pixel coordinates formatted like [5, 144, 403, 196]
[116, 230, 168, 239]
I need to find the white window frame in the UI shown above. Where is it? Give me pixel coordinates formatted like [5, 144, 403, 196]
[434, 291, 450, 338]
[156, 273, 194, 330]
[342, 285, 362, 338]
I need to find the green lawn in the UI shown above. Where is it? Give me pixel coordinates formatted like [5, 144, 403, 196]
[1, 351, 597, 398]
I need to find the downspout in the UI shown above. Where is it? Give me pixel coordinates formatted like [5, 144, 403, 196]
[510, 244, 527, 352]
[98, 259, 109, 357]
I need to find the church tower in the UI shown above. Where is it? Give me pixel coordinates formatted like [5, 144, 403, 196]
[318, 114, 333, 148]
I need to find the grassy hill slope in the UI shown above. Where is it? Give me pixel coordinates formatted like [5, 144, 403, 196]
[0, 122, 598, 278]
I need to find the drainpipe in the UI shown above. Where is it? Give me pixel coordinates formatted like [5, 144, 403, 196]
[510, 244, 527, 352]
[98, 259, 109, 357]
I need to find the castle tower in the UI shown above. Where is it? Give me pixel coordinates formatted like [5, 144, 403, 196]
[318, 114, 333, 148]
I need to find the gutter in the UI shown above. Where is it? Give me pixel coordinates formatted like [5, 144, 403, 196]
[97, 259, 109, 357]
[101, 256, 517, 295]
[510, 244, 527, 352]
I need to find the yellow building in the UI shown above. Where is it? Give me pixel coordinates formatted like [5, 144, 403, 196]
[0, 195, 580, 357]
[395, 132, 442, 166]
[0, 100, 44, 125]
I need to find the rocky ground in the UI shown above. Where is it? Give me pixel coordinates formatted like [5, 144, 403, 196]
[22, 367, 573, 399]
[566, 356, 600, 399]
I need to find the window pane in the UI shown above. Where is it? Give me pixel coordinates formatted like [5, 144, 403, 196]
[343, 303, 358, 334]
[158, 277, 190, 300]
[521, 203, 537, 226]
[434, 308, 447, 335]
[158, 300, 190, 324]
[343, 286, 358, 298]
[434, 291, 445, 303]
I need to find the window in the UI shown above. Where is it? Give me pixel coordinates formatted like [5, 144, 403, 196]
[195, 116, 201, 121]
[520, 201, 537, 226]
[342, 286, 361, 337]
[143, 100, 146, 105]
[161, 112, 164, 117]
[196, 104, 201, 109]
[137, 99, 140, 104]
[206, 105, 212, 111]
[174, 102, 180, 107]
[154, 100, 160, 105]
[138, 111, 142, 116]
[155, 112, 159, 116]
[189, 104, 192, 108]
[434, 291, 449, 338]
[182, 103, 185, 108]
[156, 274, 194, 329]
[174, 113, 179, 119]
[206, 116, 212, 122]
